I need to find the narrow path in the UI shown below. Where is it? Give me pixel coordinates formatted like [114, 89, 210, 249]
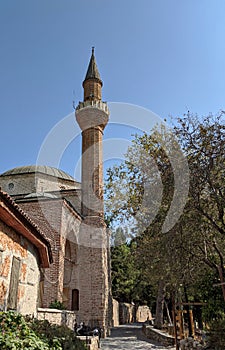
[101, 323, 176, 350]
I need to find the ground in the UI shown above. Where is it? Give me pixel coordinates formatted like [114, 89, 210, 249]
[101, 324, 176, 350]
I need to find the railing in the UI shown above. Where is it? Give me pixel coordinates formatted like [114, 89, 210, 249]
[76, 100, 109, 113]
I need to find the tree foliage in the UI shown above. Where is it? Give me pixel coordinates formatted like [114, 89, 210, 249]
[106, 111, 225, 327]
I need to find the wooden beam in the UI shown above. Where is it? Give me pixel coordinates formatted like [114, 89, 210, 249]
[180, 302, 206, 306]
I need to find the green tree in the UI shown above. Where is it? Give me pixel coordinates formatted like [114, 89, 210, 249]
[106, 112, 225, 328]
[106, 123, 192, 327]
[174, 112, 225, 301]
[111, 241, 137, 302]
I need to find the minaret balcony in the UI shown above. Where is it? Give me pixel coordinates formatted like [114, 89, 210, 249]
[76, 100, 109, 114]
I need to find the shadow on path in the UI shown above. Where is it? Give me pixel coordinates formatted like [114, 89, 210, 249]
[101, 323, 175, 349]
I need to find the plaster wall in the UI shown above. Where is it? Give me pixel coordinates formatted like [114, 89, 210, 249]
[0, 221, 40, 315]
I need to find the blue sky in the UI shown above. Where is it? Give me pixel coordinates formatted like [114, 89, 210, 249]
[0, 0, 225, 178]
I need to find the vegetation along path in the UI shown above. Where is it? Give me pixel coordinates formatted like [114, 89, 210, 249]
[101, 324, 175, 350]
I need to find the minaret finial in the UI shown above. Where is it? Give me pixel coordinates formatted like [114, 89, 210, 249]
[92, 46, 95, 55]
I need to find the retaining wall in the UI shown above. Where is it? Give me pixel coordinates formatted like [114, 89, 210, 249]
[37, 308, 77, 329]
[142, 324, 175, 346]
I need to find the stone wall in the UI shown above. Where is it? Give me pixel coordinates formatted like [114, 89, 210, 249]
[0, 172, 77, 198]
[37, 309, 99, 350]
[112, 299, 152, 325]
[136, 305, 152, 322]
[77, 336, 99, 350]
[37, 308, 77, 329]
[0, 221, 40, 314]
[0, 173, 37, 197]
[142, 324, 175, 346]
[112, 299, 119, 326]
[119, 302, 134, 324]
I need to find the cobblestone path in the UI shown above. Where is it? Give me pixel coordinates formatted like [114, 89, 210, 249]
[101, 324, 176, 350]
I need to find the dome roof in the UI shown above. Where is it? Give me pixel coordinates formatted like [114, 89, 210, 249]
[24, 192, 58, 199]
[0, 165, 75, 181]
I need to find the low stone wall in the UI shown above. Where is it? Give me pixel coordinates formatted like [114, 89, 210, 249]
[37, 309, 99, 349]
[37, 308, 77, 330]
[142, 324, 175, 347]
[77, 336, 99, 350]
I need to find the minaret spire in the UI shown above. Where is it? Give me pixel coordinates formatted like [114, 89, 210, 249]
[83, 47, 103, 101]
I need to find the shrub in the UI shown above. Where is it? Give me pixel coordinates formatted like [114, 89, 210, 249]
[0, 311, 50, 349]
[49, 300, 66, 310]
[28, 318, 87, 350]
[207, 317, 225, 349]
[0, 312, 87, 350]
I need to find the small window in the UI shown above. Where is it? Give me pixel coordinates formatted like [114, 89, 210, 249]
[8, 183, 14, 190]
[72, 289, 79, 311]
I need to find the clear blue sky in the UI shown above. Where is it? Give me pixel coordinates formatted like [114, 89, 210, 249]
[0, 0, 225, 178]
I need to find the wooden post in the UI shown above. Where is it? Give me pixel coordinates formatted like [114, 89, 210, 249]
[177, 310, 184, 339]
[189, 309, 195, 338]
[172, 309, 179, 350]
[172, 293, 179, 350]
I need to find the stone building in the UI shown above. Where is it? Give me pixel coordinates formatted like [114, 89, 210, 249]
[0, 49, 111, 332]
[0, 189, 52, 314]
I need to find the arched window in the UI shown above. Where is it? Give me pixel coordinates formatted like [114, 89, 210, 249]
[63, 240, 72, 285]
[65, 240, 71, 259]
[72, 289, 79, 311]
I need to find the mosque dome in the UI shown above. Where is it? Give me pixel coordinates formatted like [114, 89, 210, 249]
[0, 165, 75, 181]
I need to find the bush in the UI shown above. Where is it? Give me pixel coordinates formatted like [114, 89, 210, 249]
[0, 311, 50, 350]
[49, 300, 66, 310]
[207, 317, 225, 349]
[0, 312, 87, 350]
[28, 318, 87, 350]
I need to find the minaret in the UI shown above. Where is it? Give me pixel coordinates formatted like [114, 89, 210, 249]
[75, 48, 110, 334]
[76, 47, 109, 221]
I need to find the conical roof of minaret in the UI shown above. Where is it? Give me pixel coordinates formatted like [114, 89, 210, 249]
[84, 47, 102, 85]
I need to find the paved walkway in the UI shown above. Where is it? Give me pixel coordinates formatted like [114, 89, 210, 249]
[101, 324, 176, 350]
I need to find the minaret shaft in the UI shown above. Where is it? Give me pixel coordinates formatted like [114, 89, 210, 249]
[81, 126, 104, 217]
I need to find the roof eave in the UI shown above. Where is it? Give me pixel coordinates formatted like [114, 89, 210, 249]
[0, 192, 53, 267]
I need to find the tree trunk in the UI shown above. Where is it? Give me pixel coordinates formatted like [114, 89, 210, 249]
[154, 280, 166, 329]
[217, 265, 225, 303]
[184, 285, 193, 337]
